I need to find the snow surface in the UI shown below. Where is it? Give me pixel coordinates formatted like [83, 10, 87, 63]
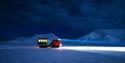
[0, 47, 125, 63]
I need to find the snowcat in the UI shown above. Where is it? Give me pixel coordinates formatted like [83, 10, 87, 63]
[37, 38, 61, 48]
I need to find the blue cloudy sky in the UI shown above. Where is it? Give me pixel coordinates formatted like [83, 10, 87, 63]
[0, 0, 125, 41]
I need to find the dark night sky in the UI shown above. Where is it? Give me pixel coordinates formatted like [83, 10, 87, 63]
[0, 0, 125, 41]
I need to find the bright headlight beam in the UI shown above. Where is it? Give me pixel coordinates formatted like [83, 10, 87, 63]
[58, 46, 125, 52]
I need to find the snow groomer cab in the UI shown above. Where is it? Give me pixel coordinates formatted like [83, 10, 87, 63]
[37, 38, 49, 48]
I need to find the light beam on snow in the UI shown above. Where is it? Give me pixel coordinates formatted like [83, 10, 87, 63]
[58, 46, 125, 52]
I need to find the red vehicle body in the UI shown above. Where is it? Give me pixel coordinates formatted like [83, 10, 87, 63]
[51, 40, 62, 47]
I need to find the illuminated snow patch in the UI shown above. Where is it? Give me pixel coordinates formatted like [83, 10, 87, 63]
[58, 46, 125, 52]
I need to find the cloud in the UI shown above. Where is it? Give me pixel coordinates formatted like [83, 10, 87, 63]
[0, 0, 125, 39]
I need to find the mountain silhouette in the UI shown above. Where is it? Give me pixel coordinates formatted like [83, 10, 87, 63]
[0, 33, 59, 45]
[78, 29, 125, 42]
